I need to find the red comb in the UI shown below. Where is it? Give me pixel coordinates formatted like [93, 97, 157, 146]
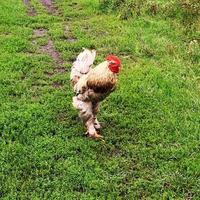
[106, 55, 121, 66]
[106, 55, 121, 73]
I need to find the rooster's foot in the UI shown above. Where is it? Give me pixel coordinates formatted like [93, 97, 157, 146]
[85, 131, 103, 139]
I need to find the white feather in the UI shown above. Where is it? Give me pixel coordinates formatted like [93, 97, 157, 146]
[73, 49, 96, 74]
[70, 49, 96, 85]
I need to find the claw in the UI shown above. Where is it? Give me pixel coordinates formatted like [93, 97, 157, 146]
[87, 132, 103, 140]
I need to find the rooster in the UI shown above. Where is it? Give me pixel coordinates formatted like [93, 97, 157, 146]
[71, 49, 121, 139]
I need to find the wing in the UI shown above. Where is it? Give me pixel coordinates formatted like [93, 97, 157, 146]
[87, 76, 116, 93]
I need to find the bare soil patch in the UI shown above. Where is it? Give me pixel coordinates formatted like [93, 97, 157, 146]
[52, 82, 63, 88]
[33, 29, 47, 37]
[40, 40, 64, 67]
[23, 0, 37, 16]
[55, 67, 66, 73]
[40, 0, 55, 14]
[40, 40, 66, 78]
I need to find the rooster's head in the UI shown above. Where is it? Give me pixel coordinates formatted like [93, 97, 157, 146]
[106, 55, 121, 73]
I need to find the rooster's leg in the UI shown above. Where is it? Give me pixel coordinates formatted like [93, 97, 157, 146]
[74, 97, 102, 138]
[92, 102, 101, 130]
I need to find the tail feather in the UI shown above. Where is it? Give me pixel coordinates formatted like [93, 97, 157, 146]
[74, 49, 96, 74]
[70, 49, 96, 86]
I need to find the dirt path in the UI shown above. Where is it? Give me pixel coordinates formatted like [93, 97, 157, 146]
[40, 40, 65, 73]
[32, 28, 65, 88]
[40, 0, 55, 14]
[23, 0, 76, 89]
[23, 0, 36, 16]
[33, 29, 47, 37]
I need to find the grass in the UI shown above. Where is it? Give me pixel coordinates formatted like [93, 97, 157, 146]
[0, 0, 200, 199]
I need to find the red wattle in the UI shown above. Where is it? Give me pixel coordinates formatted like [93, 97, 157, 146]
[108, 65, 120, 73]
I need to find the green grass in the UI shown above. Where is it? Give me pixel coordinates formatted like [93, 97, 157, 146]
[0, 0, 200, 199]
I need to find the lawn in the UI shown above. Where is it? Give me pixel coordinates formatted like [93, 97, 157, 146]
[0, 0, 200, 199]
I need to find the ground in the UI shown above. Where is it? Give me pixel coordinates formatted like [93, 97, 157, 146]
[0, 0, 200, 199]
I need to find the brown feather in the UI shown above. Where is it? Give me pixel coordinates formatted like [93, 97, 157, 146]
[74, 61, 118, 103]
[87, 77, 116, 93]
